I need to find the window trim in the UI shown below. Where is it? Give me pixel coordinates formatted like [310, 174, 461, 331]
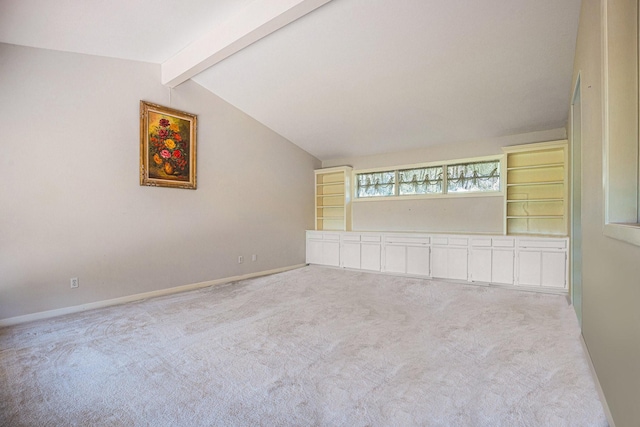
[601, 0, 640, 246]
[353, 154, 504, 202]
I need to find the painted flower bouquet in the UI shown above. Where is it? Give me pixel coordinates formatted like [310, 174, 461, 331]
[149, 117, 188, 176]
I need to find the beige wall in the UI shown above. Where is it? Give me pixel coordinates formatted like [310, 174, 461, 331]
[570, 0, 640, 425]
[0, 43, 320, 320]
[323, 128, 566, 233]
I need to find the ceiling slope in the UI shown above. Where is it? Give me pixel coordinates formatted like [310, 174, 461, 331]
[0, 0, 581, 161]
[193, 0, 581, 160]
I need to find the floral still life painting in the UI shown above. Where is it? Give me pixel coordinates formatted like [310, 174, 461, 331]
[140, 101, 197, 189]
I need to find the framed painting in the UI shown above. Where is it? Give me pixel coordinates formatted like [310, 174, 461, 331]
[140, 101, 197, 189]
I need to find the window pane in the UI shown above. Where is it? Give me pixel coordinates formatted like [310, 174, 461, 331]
[447, 161, 500, 193]
[356, 171, 395, 197]
[399, 167, 443, 195]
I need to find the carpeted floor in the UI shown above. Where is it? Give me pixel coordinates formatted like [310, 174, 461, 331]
[0, 265, 607, 426]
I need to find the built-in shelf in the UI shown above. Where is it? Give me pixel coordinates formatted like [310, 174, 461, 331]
[507, 162, 565, 171]
[506, 181, 564, 187]
[503, 141, 568, 236]
[315, 166, 352, 231]
[316, 182, 345, 187]
[506, 215, 564, 219]
[507, 198, 564, 203]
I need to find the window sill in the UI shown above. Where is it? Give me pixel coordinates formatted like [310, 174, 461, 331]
[603, 223, 640, 247]
[353, 191, 504, 202]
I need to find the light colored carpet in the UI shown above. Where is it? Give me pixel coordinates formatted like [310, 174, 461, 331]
[0, 265, 607, 426]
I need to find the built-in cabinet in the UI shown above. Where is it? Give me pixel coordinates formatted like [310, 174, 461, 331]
[503, 140, 568, 236]
[383, 235, 431, 276]
[315, 166, 352, 231]
[469, 237, 516, 285]
[306, 232, 341, 267]
[340, 233, 382, 271]
[431, 236, 469, 281]
[516, 238, 568, 289]
[306, 231, 569, 293]
[308, 142, 570, 293]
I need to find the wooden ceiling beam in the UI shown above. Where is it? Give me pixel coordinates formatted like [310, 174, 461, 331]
[161, 0, 332, 87]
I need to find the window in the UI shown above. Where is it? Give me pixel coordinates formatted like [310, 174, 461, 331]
[447, 161, 500, 193]
[356, 171, 395, 198]
[399, 166, 443, 195]
[355, 157, 501, 199]
[601, 0, 640, 246]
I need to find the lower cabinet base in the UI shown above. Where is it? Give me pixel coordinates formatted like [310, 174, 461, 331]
[306, 231, 569, 294]
[312, 263, 569, 296]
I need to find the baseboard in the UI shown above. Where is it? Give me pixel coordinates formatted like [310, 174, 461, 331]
[580, 335, 616, 427]
[0, 264, 306, 328]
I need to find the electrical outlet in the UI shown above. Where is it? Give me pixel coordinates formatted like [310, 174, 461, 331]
[70, 277, 79, 289]
[252, 254, 257, 262]
[238, 255, 244, 264]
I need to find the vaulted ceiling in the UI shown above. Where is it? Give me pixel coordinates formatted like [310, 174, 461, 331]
[0, 0, 581, 160]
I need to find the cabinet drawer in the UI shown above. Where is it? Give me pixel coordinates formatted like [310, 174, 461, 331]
[518, 238, 567, 249]
[471, 238, 491, 247]
[307, 231, 323, 240]
[449, 237, 469, 246]
[341, 234, 361, 242]
[432, 237, 448, 245]
[361, 235, 382, 243]
[323, 233, 341, 241]
[385, 235, 430, 245]
[493, 238, 515, 248]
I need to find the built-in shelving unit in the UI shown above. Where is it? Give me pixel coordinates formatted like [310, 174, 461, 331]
[315, 166, 352, 231]
[503, 140, 568, 236]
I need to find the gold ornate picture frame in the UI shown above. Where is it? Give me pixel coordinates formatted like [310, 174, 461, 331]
[140, 101, 197, 189]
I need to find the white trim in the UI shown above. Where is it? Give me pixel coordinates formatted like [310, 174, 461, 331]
[501, 139, 569, 154]
[604, 222, 640, 245]
[601, 0, 640, 245]
[0, 264, 306, 327]
[580, 335, 616, 427]
[570, 73, 582, 317]
[602, 0, 611, 224]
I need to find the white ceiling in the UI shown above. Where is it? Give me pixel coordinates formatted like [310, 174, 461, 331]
[0, 0, 581, 161]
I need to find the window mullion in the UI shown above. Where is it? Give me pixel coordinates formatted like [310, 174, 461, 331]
[395, 170, 399, 196]
[443, 164, 448, 195]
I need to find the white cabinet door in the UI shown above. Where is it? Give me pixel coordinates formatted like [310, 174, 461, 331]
[542, 252, 566, 288]
[518, 250, 542, 286]
[361, 244, 381, 271]
[448, 247, 468, 281]
[492, 249, 515, 285]
[431, 246, 468, 280]
[407, 246, 430, 276]
[431, 246, 448, 278]
[323, 241, 341, 267]
[384, 245, 406, 274]
[470, 248, 492, 283]
[342, 242, 361, 269]
[306, 239, 323, 264]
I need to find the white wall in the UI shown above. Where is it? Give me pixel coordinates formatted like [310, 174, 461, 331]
[0, 43, 320, 320]
[323, 128, 566, 233]
[350, 196, 504, 234]
[570, 1, 640, 425]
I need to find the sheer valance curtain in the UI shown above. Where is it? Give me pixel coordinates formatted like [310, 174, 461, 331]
[356, 160, 500, 198]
